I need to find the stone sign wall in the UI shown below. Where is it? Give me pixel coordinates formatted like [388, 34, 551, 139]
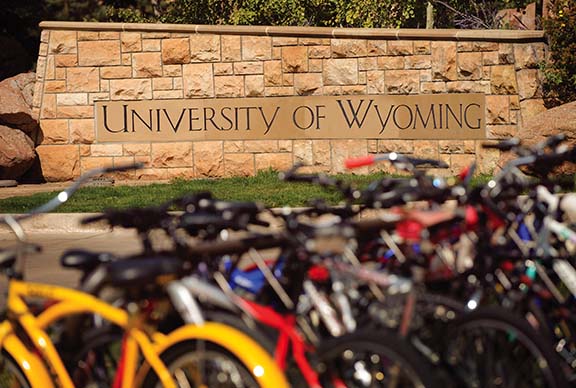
[33, 22, 547, 181]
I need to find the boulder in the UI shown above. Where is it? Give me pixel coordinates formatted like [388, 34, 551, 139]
[0, 124, 36, 180]
[515, 100, 576, 173]
[0, 72, 38, 133]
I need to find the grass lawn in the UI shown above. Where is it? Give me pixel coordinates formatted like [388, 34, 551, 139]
[0, 169, 500, 213]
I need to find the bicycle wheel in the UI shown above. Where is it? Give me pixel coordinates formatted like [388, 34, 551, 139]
[141, 340, 262, 388]
[316, 329, 440, 388]
[0, 352, 31, 388]
[443, 306, 569, 388]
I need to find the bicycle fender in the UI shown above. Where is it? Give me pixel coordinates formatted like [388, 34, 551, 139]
[156, 322, 289, 388]
[2, 333, 55, 388]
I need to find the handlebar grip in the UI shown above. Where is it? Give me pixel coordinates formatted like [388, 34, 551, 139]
[345, 155, 375, 169]
[81, 214, 107, 225]
[407, 157, 448, 168]
[481, 138, 521, 151]
[103, 162, 144, 174]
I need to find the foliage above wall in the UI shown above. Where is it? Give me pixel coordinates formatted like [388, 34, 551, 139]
[542, 0, 576, 106]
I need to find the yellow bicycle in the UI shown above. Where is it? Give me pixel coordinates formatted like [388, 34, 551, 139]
[0, 165, 289, 388]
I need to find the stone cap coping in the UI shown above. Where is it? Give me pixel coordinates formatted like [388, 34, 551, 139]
[39, 21, 546, 42]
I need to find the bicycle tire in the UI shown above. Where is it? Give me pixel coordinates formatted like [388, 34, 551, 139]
[0, 351, 31, 388]
[316, 329, 441, 388]
[443, 305, 569, 388]
[141, 340, 263, 388]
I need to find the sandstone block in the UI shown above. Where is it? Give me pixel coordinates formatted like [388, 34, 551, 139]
[309, 46, 331, 59]
[78, 31, 99, 41]
[513, 43, 544, 70]
[245, 140, 279, 153]
[367, 71, 385, 94]
[486, 95, 510, 124]
[234, 62, 263, 75]
[44, 80, 66, 93]
[100, 66, 132, 79]
[312, 140, 331, 167]
[190, 35, 220, 62]
[331, 139, 367, 173]
[358, 57, 378, 71]
[121, 32, 142, 52]
[132, 52, 163, 77]
[431, 42, 457, 81]
[377, 56, 404, 70]
[194, 141, 224, 177]
[80, 145, 90, 156]
[49, 31, 77, 54]
[183, 64, 214, 97]
[299, 38, 330, 46]
[151, 142, 192, 167]
[273, 37, 298, 46]
[283, 74, 294, 86]
[413, 140, 439, 160]
[488, 124, 517, 139]
[163, 65, 182, 77]
[450, 154, 476, 175]
[123, 143, 150, 156]
[367, 41, 387, 56]
[90, 144, 123, 157]
[405, 55, 431, 70]
[367, 139, 377, 153]
[516, 69, 541, 100]
[385, 70, 419, 94]
[439, 140, 465, 154]
[458, 52, 482, 80]
[78, 41, 121, 66]
[81, 156, 114, 173]
[414, 41, 431, 55]
[70, 119, 94, 144]
[215, 76, 243, 97]
[294, 73, 322, 96]
[36, 144, 80, 181]
[446, 81, 490, 94]
[66, 67, 100, 92]
[242, 36, 271, 60]
[142, 39, 161, 52]
[331, 39, 367, 58]
[490, 65, 517, 94]
[323, 59, 358, 85]
[282, 46, 308, 73]
[482, 51, 499, 65]
[278, 140, 292, 152]
[293, 139, 313, 165]
[57, 105, 93, 119]
[110, 79, 152, 100]
[421, 82, 447, 94]
[222, 36, 241, 61]
[224, 153, 254, 177]
[377, 139, 414, 153]
[387, 41, 413, 56]
[498, 43, 514, 64]
[153, 77, 173, 91]
[255, 153, 292, 172]
[245, 75, 265, 97]
[153, 90, 183, 99]
[475, 146, 499, 174]
[342, 85, 366, 95]
[55, 54, 78, 68]
[309, 59, 322, 73]
[39, 119, 68, 144]
[162, 38, 191, 64]
[224, 141, 243, 153]
[214, 63, 233, 76]
[57, 93, 87, 106]
[264, 61, 282, 87]
[265, 87, 294, 97]
[40, 94, 57, 119]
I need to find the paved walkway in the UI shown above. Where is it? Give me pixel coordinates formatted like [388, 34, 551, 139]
[0, 179, 172, 200]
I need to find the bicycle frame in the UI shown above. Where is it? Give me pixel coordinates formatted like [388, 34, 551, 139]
[0, 280, 289, 388]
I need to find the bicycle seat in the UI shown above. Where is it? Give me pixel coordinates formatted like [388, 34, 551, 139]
[105, 256, 185, 288]
[60, 249, 115, 273]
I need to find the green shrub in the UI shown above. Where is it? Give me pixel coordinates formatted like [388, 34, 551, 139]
[542, 0, 576, 107]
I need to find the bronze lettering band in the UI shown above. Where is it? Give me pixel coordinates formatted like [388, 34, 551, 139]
[95, 94, 486, 141]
